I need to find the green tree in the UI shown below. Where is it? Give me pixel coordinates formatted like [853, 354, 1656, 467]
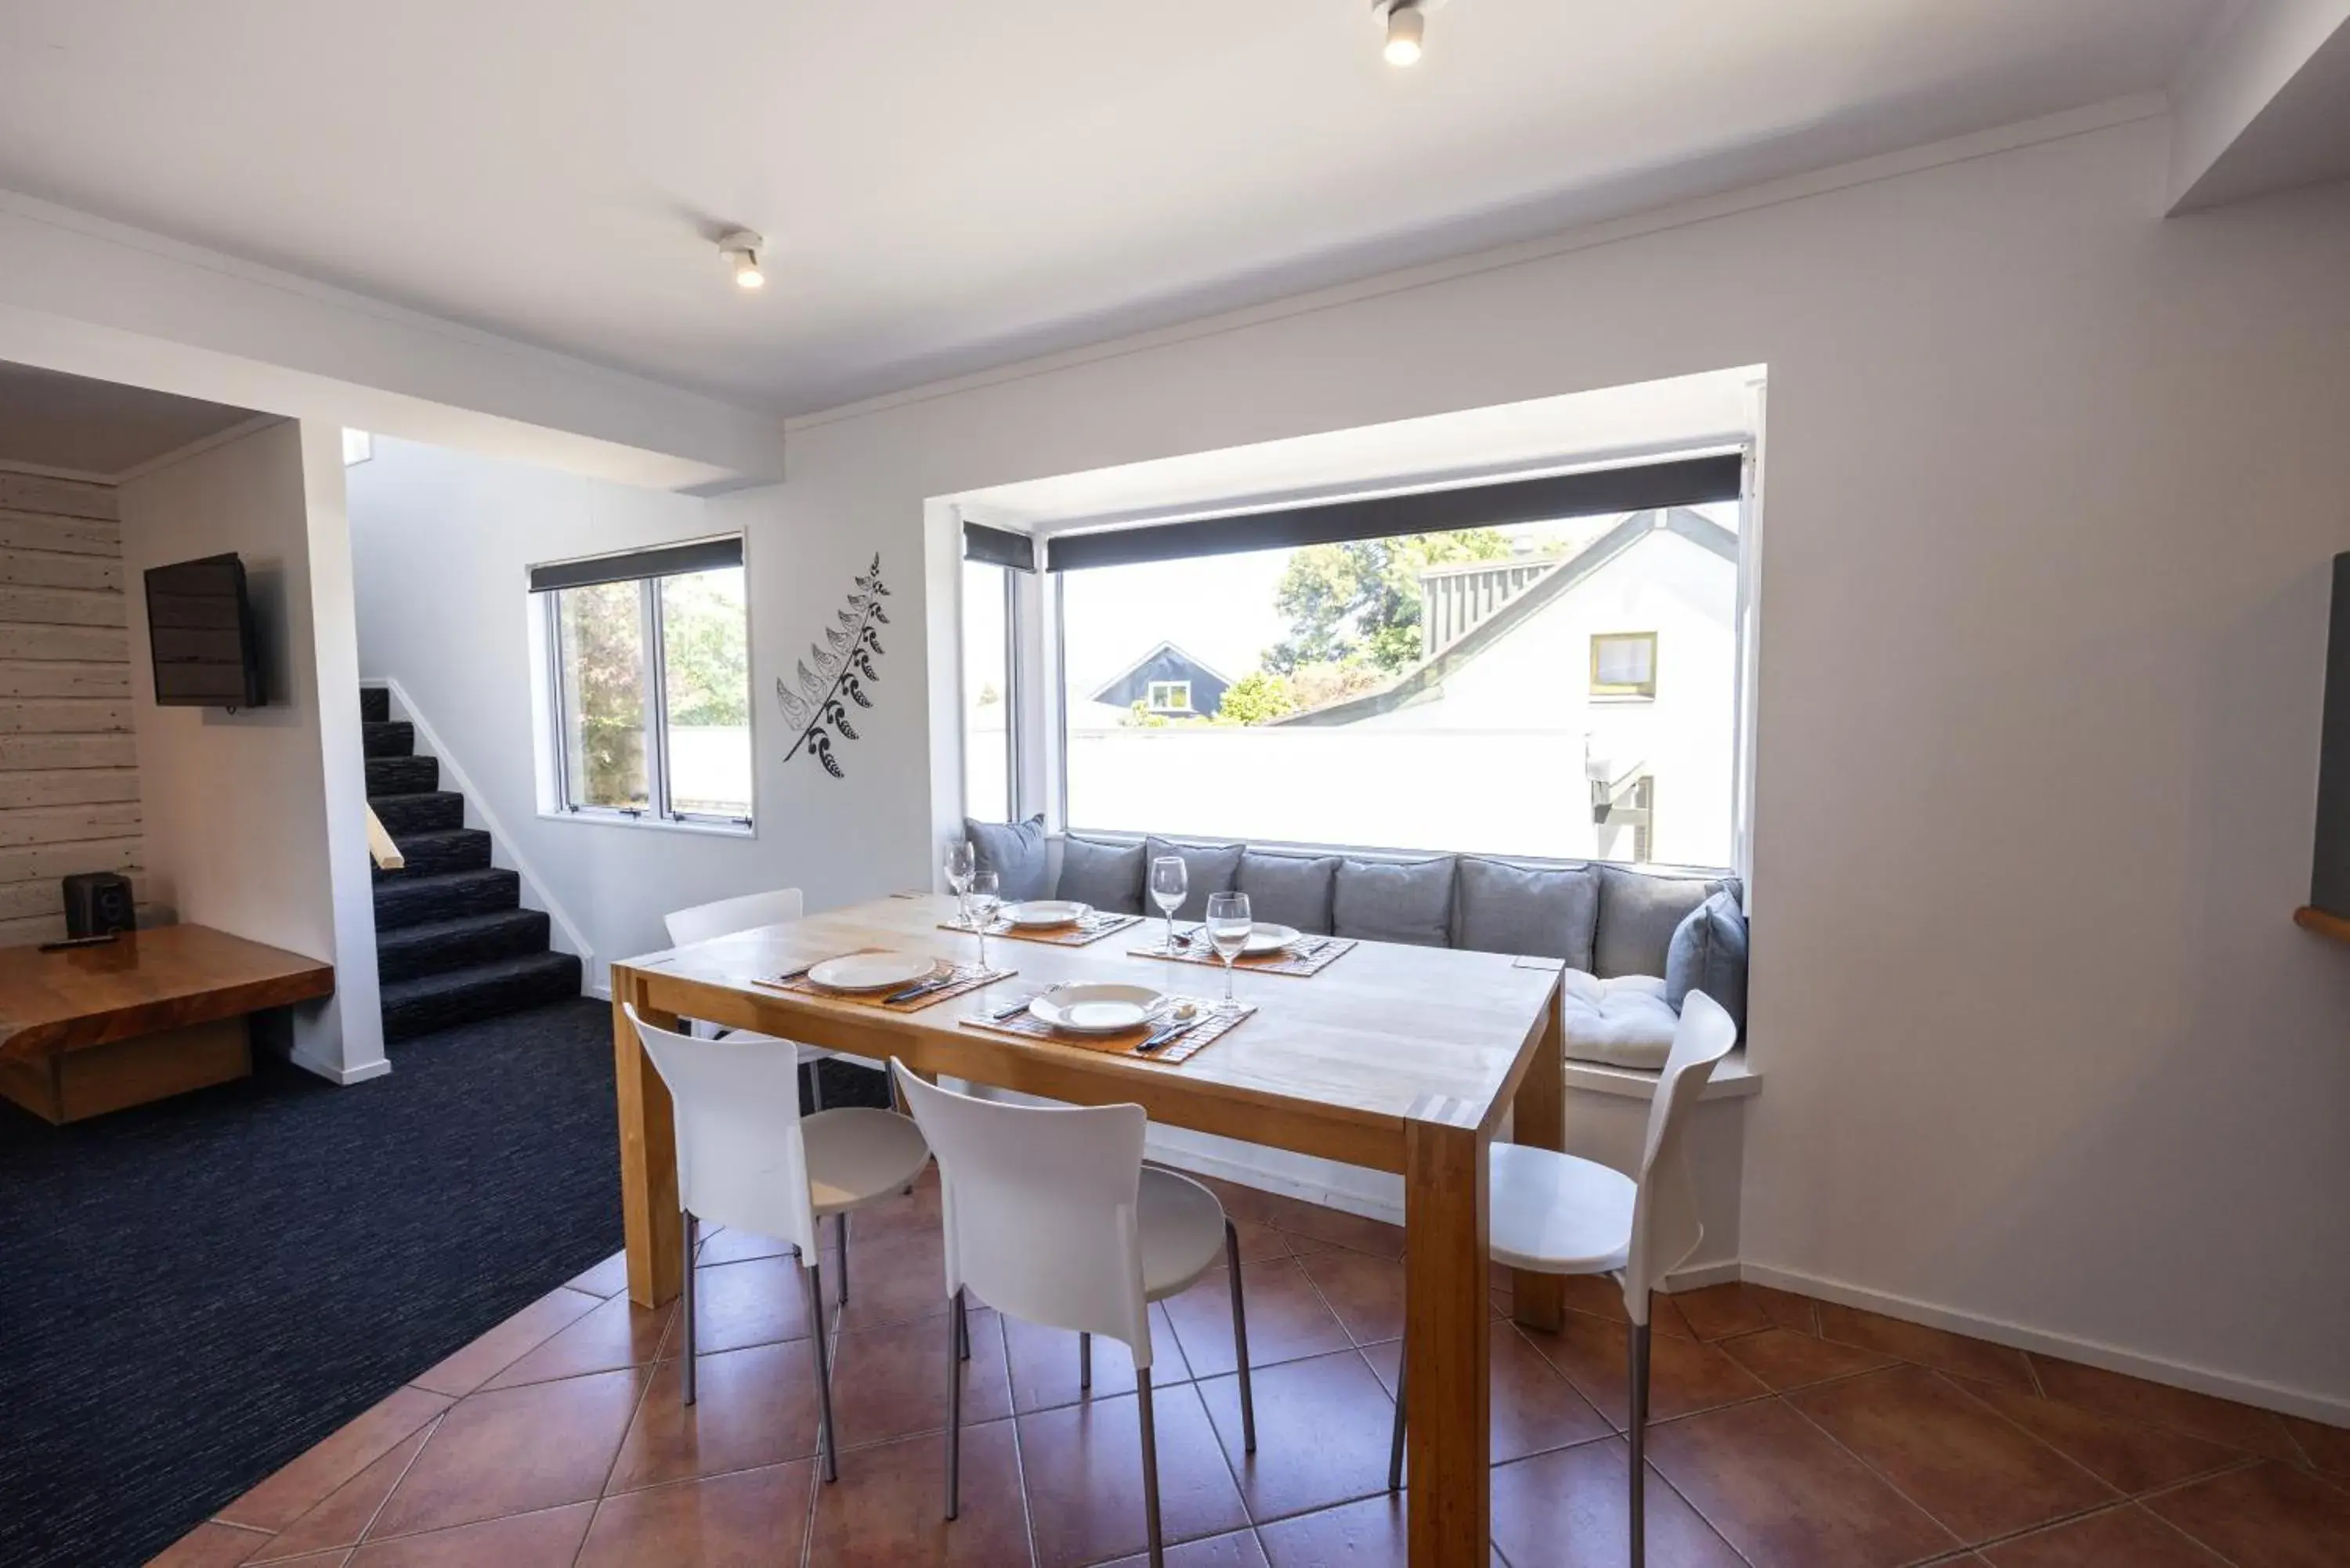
[1216, 669, 1296, 724]
[558, 581, 649, 807]
[659, 569, 750, 727]
[1266, 529, 1513, 675]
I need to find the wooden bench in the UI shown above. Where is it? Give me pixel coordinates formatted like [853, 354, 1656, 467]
[0, 925, 336, 1124]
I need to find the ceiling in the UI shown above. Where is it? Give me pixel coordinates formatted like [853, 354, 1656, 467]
[0, 361, 258, 476]
[0, 1, 2228, 417]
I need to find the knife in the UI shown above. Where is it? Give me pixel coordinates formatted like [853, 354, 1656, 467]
[985, 993, 1038, 1021]
[1137, 1013, 1209, 1053]
[884, 972, 959, 1004]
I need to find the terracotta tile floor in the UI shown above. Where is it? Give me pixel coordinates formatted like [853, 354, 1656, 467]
[156, 1169, 2350, 1567]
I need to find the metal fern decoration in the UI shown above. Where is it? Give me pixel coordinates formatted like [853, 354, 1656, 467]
[779, 553, 889, 779]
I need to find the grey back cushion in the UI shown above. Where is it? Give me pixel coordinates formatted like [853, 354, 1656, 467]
[1665, 890, 1748, 1035]
[1594, 865, 1737, 978]
[1452, 858, 1600, 970]
[1058, 834, 1146, 913]
[1236, 850, 1341, 934]
[1332, 856, 1457, 947]
[1143, 836, 1246, 921]
[966, 815, 1050, 902]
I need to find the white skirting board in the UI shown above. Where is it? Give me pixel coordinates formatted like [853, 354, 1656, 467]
[1741, 1261, 2350, 1429]
[291, 1050, 392, 1086]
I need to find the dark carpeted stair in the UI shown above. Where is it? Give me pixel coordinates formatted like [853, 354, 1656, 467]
[362, 686, 580, 1042]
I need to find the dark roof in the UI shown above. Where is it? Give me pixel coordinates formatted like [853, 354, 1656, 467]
[1274, 508, 1735, 728]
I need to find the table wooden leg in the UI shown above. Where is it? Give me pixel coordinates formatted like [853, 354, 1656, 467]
[613, 976, 683, 1309]
[1510, 980, 1567, 1332]
[1405, 1117, 1490, 1566]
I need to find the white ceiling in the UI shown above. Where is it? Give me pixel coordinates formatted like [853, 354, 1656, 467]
[0, 1, 2227, 417]
[0, 361, 258, 477]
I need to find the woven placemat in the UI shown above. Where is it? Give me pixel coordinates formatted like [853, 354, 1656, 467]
[753, 952, 1016, 1013]
[1127, 930, 1358, 978]
[958, 995, 1255, 1065]
[936, 911, 1146, 948]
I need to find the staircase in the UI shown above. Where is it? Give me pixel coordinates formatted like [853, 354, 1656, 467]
[361, 686, 582, 1042]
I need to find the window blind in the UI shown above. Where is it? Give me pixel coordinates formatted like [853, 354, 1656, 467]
[527, 536, 744, 594]
[964, 520, 1038, 572]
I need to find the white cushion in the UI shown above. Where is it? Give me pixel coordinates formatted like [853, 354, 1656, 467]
[1560, 970, 1679, 1070]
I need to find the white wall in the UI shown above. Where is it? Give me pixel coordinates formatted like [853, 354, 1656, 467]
[118, 420, 385, 1082]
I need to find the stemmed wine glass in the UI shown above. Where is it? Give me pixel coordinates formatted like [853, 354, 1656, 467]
[1148, 855, 1188, 953]
[1205, 891, 1252, 1013]
[967, 871, 1002, 970]
[945, 840, 976, 928]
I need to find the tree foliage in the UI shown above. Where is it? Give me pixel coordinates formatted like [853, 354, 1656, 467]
[1215, 669, 1296, 725]
[558, 581, 649, 807]
[1265, 529, 1513, 676]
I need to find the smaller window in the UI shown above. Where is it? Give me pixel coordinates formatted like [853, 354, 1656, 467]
[1591, 631, 1658, 699]
[1148, 680, 1193, 713]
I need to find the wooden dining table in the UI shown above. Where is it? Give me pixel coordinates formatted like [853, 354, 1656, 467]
[608, 892, 1567, 1566]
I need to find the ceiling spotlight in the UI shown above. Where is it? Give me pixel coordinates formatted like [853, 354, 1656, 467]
[718, 229, 765, 291]
[1382, 2, 1425, 66]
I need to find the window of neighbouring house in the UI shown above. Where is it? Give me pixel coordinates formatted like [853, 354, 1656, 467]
[1045, 458, 1745, 866]
[533, 537, 752, 829]
[1591, 630, 1658, 698]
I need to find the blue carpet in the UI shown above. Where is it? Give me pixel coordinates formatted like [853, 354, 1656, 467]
[0, 999, 624, 1568]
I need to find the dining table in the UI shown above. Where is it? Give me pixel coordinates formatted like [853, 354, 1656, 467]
[607, 891, 1567, 1566]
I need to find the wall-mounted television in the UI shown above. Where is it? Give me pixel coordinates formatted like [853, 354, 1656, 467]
[145, 552, 266, 709]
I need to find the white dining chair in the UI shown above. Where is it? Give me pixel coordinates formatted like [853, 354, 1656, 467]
[664, 888, 834, 1107]
[625, 1003, 931, 1483]
[891, 1062, 1257, 1568]
[1386, 989, 1738, 1568]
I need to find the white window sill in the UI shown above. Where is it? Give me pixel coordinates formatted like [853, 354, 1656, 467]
[1565, 1047, 1759, 1103]
[537, 810, 755, 840]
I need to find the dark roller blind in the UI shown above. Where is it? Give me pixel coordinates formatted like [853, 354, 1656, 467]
[528, 535, 744, 594]
[1044, 453, 1743, 573]
[964, 520, 1037, 572]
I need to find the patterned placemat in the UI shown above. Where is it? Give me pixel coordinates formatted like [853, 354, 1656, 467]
[753, 951, 1017, 1013]
[958, 995, 1256, 1065]
[936, 911, 1146, 948]
[1127, 930, 1358, 978]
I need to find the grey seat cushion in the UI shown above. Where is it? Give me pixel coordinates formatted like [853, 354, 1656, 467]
[1236, 850, 1341, 934]
[1594, 865, 1737, 978]
[1452, 857, 1600, 970]
[1332, 856, 1457, 947]
[1143, 836, 1246, 922]
[1058, 834, 1146, 914]
[1665, 889, 1748, 1034]
[967, 815, 1050, 902]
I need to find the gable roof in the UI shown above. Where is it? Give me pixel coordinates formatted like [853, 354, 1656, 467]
[1273, 508, 1735, 727]
[1086, 639, 1234, 705]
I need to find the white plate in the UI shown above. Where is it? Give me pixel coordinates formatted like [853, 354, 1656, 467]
[1005, 899, 1093, 928]
[1030, 982, 1165, 1035]
[807, 952, 938, 992]
[1242, 923, 1303, 956]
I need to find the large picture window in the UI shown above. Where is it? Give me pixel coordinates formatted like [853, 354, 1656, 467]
[962, 558, 1014, 822]
[535, 538, 752, 828]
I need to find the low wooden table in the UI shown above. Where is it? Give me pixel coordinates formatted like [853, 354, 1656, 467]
[0, 925, 336, 1124]
[612, 893, 1565, 1566]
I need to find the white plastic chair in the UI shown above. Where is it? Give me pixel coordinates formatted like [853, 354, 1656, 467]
[1387, 990, 1738, 1568]
[891, 1062, 1256, 1568]
[665, 888, 837, 1107]
[625, 1003, 931, 1483]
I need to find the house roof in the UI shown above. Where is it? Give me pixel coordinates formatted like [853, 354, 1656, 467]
[1273, 508, 1736, 727]
[1086, 639, 1235, 705]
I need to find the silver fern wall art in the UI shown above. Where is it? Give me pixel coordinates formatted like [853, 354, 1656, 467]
[779, 553, 888, 779]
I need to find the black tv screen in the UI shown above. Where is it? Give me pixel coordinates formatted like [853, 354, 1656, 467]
[146, 553, 265, 708]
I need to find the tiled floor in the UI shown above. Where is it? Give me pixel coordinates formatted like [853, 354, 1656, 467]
[156, 1170, 2350, 1567]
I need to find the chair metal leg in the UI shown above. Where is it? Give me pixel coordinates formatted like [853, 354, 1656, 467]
[809, 1058, 826, 1112]
[1387, 1357, 1405, 1493]
[1137, 1367, 1166, 1568]
[680, 1210, 699, 1407]
[945, 1287, 964, 1519]
[1079, 1331, 1092, 1390]
[835, 1212, 849, 1305]
[1629, 1309, 1652, 1568]
[958, 1298, 971, 1362]
[806, 1260, 840, 1483]
[1224, 1220, 1256, 1454]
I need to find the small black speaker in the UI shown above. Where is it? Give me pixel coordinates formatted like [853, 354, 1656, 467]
[62, 872, 136, 938]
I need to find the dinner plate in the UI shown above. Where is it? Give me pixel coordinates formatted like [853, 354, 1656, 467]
[1004, 899, 1093, 928]
[807, 952, 938, 992]
[1241, 922, 1303, 956]
[1030, 982, 1164, 1035]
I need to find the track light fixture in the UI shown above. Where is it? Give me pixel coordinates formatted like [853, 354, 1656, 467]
[1381, 0, 1426, 66]
[718, 229, 766, 291]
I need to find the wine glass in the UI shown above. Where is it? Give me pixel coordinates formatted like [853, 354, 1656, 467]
[1205, 891, 1252, 1012]
[1148, 856, 1188, 952]
[967, 870, 1001, 970]
[945, 840, 976, 927]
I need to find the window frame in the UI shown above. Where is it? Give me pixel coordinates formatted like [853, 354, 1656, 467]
[1589, 630, 1659, 699]
[539, 551, 754, 836]
[1147, 679, 1193, 714]
[959, 558, 1021, 823]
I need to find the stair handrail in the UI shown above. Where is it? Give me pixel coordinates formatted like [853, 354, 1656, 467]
[365, 804, 405, 871]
